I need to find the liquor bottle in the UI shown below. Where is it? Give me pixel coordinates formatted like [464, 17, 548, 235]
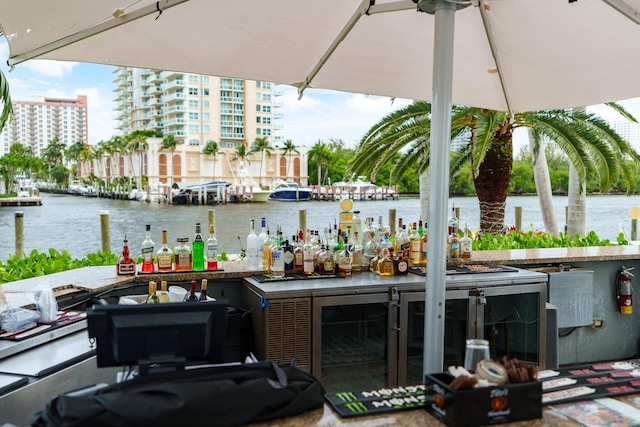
[395, 221, 410, 259]
[156, 230, 173, 272]
[303, 238, 315, 275]
[293, 235, 304, 269]
[198, 279, 208, 301]
[352, 210, 363, 245]
[206, 224, 218, 271]
[394, 251, 409, 275]
[116, 234, 136, 275]
[369, 245, 381, 273]
[409, 222, 422, 266]
[262, 229, 272, 271]
[460, 223, 473, 260]
[146, 281, 159, 304]
[159, 280, 169, 303]
[318, 245, 335, 275]
[421, 221, 428, 265]
[448, 207, 459, 237]
[257, 217, 268, 263]
[184, 280, 199, 302]
[377, 247, 395, 276]
[351, 231, 363, 273]
[337, 235, 353, 277]
[192, 223, 205, 271]
[282, 239, 294, 271]
[270, 239, 285, 278]
[174, 237, 192, 271]
[247, 219, 260, 271]
[140, 224, 155, 273]
[362, 229, 379, 271]
[450, 232, 460, 261]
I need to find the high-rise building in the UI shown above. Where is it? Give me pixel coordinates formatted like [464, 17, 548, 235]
[111, 67, 305, 187]
[611, 121, 640, 153]
[0, 95, 88, 156]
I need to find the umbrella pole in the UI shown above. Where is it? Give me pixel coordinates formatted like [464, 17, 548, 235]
[423, 0, 457, 375]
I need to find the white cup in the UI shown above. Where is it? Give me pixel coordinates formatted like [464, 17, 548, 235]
[168, 286, 187, 302]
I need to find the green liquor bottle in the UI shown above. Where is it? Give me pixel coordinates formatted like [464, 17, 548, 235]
[192, 222, 205, 271]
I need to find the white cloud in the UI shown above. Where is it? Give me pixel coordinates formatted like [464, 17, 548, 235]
[22, 60, 77, 78]
[75, 86, 117, 145]
[279, 86, 412, 149]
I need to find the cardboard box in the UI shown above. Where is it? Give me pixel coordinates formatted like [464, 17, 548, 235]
[424, 373, 542, 426]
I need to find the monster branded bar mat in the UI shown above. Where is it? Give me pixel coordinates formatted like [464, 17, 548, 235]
[251, 273, 345, 283]
[0, 310, 86, 341]
[325, 385, 428, 418]
[409, 264, 519, 276]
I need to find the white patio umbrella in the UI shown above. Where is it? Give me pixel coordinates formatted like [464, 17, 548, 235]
[3, 0, 640, 376]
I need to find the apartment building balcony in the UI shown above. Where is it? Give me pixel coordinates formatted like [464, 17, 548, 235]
[220, 84, 232, 90]
[273, 124, 284, 130]
[233, 97, 245, 103]
[162, 70, 183, 80]
[221, 109, 233, 114]
[164, 118, 186, 126]
[164, 92, 187, 103]
[164, 105, 186, 114]
[273, 89, 284, 96]
[220, 97, 232, 102]
[273, 112, 284, 119]
[274, 101, 284, 107]
[164, 80, 185, 91]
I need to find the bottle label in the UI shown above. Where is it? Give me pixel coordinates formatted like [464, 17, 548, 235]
[157, 254, 172, 269]
[117, 263, 136, 275]
[294, 251, 303, 267]
[397, 261, 408, 273]
[207, 244, 218, 259]
[460, 241, 472, 259]
[323, 258, 334, 272]
[141, 247, 154, 263]
[176, 252, 191, 268]
[283, 250, 294, 265]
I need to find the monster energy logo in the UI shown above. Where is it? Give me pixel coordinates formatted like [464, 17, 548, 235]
[334, 392, 358, 402]
[344, 401, 368, 413]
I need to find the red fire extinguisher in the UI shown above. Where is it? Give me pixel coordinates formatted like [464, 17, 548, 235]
[616, 266, 635, 315]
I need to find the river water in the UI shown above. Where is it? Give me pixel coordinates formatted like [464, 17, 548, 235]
[0, 192, 638, 260]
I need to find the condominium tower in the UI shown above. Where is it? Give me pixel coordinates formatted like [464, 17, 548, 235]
[112, 67, 305, 187]
[0, 95, 88, 156]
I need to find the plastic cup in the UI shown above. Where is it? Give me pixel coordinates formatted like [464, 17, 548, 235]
[168, 286, 187, 302]
[464, 339, 490, 372]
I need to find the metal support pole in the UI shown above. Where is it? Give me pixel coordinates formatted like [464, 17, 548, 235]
[515, 207, 523, 232]
[424, 0, 457, 375]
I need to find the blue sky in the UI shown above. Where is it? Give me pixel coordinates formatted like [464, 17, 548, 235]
[2, 39, 640, 153]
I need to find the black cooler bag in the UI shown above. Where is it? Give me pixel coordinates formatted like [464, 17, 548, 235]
[32, 362, 324, 427]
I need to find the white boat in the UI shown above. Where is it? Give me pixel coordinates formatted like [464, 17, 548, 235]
[268, 180, 313, 201]
[228, 161, 271, 203]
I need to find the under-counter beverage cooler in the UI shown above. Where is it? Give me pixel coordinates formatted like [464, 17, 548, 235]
[242, 267, 547, 393]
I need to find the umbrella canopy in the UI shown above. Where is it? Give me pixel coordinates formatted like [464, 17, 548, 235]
[3, 0, 640, 114]
[3, 0, 640, 376]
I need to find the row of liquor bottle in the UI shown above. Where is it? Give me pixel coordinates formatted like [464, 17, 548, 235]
[116, 222, 219, 275]
[145, 279, 209, 303]
[116, 207, 473, 276]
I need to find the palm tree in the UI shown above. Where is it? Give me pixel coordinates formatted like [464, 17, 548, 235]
[348, 101, 640, 234]
[65, 141, 87, 179]
[280, 139, 300, 180]
[126, 130, 151, 189]
[202, 140, 219, 181]
[307, 140, 333, 185]
[232, 144, 250, 166]
[160, 134, 182, 188]
[249, 136, 273, 186]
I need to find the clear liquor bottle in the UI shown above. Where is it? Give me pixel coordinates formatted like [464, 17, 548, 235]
[351, 231, 363, 273]
[352, 210, 363, 245]
[247, 219, 260, 271]
[293, 235, 304, 270]
[146, 281, 159, 304]
[262, 229, 272, 271]
[409, 222, 422, 266]
[206, 224, 218, 271]
[318, 245, 335, 275]
[156, 230, 173, 272]
[337, 235, 353, 277]
[116, 234, 137, 275]
[270, 238, 285, 277]
[303, 238, 315, 275]
[460, 223, 473, 260]
[198, 279, 208, 301]
[192, 223, 205, 271]
[174, 237, 192, 271]
[257, 217, 268, 264]
[184, 280, 198, 302]
[159, 280, 169, 303]
[140, 224, 155, 273]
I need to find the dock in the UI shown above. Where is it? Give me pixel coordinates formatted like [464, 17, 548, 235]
[0, 196, 42, 206]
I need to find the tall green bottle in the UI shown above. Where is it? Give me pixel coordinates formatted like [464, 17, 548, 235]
[192, 222, 205, 271]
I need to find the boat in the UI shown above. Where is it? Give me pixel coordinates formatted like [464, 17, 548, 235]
[228, 161, 271, 203]
[173, 181, 231, 204]
[268, 180, 313, 201]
